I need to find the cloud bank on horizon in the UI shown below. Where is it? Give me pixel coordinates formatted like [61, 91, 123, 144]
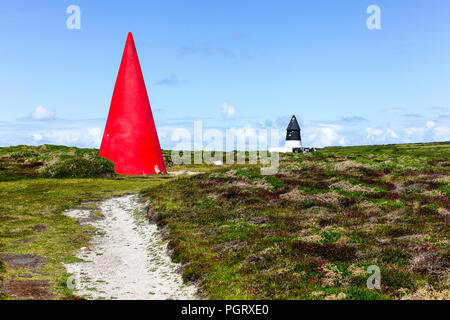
[0, 104, 448, 150]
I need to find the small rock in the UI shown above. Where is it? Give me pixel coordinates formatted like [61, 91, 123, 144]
[337, 292, 347, 300]
[324, 292, 347, 300]
[33, 224, 47, 233]
[311, 291, 325, 298]
[245, 254, 265, 264]
[248, 216, 270, 225]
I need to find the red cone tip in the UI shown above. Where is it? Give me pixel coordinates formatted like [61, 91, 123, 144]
[99, 33, 166, 175]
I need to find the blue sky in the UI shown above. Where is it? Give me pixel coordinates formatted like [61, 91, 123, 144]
[0, 0, 449, 149]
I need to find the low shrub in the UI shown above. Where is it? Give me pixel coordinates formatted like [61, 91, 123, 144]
[320, 231, 343, 244]
[39, 156, 115, 178]
[380, 248, 412, 265]
[291, 241, 356, 262]
[265, 176, 285, 190]
[236, 167, 262, 180]
[197, 197, 219, 208]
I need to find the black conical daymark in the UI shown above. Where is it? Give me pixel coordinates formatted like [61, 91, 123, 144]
[286, 115, 301, 141]
[287, 115, 301, 131]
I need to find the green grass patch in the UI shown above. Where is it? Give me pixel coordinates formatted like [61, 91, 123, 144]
[265, 176, 285, 190]
[320, 231, 342, 244]
[236, 167, 262, 180]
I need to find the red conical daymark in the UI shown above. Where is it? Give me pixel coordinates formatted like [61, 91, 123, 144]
[99, 32, 166, 175]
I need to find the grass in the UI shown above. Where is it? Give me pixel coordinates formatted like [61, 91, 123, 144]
[0, 145, 175, 299]
[141, 142, 450, 300]
[1, 142, 449, 300]
[0, 177, 172, 299]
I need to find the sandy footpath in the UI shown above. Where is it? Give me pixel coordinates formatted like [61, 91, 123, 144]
[64, 195, 197, 300]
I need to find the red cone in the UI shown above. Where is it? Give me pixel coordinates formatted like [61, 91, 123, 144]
[99, 32, 166, 175]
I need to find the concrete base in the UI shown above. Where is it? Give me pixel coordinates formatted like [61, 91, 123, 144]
[268, 147, 316, 153]
[285, 140, 302, 149]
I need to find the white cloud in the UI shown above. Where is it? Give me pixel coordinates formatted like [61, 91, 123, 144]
[366, 121, 450, 144]
[426, 121, 435, 129]
[31, 106, 55, 120]
[226, 125, 269, 151]
[303, 123, 347, 147]
[433, 126, 450, 141]
[366, 127, 399, 142]
[221, 102, 235, 119]
[30, 127, 103, 147]
[32, 133, 43, 141]
[0, 118, 105, 148]
[384, 107, 405, 114]
[159, 123, 274, 151]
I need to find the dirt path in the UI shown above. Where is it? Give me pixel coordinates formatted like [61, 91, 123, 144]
[64, 195, 197, 300]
